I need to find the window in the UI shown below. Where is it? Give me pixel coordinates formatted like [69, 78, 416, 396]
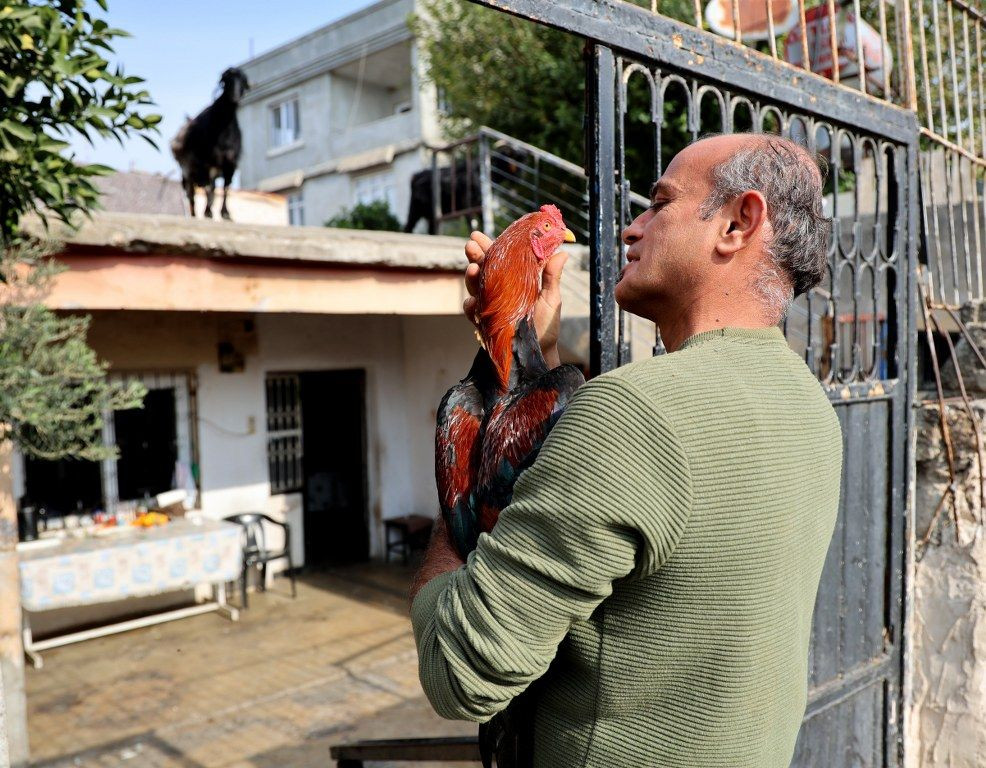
[23, 372, 195, 517]
[269, 98, 300, 148]
[353, 171, 396, 215]
[102, 372, 194, 512]
[287, 191, 304, 226]
[266, 374, 303, 494]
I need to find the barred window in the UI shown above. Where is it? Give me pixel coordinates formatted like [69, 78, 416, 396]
[265, 374, 303, 494]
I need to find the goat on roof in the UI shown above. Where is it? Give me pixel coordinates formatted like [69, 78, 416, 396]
[171, 67, 249, 220]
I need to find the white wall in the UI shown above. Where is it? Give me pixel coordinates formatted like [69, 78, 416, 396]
[83, 310, 477, 563]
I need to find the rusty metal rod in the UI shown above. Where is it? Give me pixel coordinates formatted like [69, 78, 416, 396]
[878, 0, 890, 97]
[732, 0, 742, 42]
[853, 0, 867, 94]
[941, 304, 986, 370]
[929, 305, 986, 516]
[950, 0, 986, 25]
[919, 480, 952, 548]
[798, 0, 811, 70]
[977, 21, 985, 159]
[899, 0, 916, 110]
[766, 0, 777, 58]
[918, 272, 962, 539]
[931, 0, 951, 140]
[694, 0, 703, 29]
[827, 0, 841, 84]
[963, 12, 976, 158]
[946, 2, 964, 150]
[920, 126, 986, 168]
[917, 0, 936, 132]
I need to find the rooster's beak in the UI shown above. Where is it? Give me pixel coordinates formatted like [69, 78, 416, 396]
[563, 229, 576, 244]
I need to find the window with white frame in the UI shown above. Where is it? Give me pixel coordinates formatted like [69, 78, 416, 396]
[287, 190, 304, 226]
[353, 171, 397, 215]
[265, 374, 303, 494]
[269, 98, 300, 148]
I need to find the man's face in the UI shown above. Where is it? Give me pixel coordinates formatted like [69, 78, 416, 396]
[615, 142, 723, 318]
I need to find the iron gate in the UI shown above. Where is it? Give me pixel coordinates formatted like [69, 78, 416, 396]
[466, 1, 917, 765]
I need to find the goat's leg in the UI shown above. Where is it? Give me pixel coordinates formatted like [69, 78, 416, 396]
[184, 180, 196, 217]
[204, 180, 216, 219]
[220, 172, 233, 220]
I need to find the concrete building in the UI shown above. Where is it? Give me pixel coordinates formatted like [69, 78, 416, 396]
[237, 0, 440, 229]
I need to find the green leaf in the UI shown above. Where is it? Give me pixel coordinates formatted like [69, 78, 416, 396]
[0, 120, 34, 142]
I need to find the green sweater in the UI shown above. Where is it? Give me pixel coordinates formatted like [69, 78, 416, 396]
[412, 326, 843, 767]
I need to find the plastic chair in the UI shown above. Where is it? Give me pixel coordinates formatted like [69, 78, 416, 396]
[223, 513, 297, 608]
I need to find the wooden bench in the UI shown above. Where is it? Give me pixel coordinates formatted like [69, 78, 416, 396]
[383, 514, 434, 565]
[330, 735, 480, 766]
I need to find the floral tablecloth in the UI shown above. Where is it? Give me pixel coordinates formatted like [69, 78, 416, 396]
[18, 519, 243, 612]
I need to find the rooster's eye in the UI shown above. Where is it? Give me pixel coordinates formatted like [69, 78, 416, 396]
[543, 223, 551, 230]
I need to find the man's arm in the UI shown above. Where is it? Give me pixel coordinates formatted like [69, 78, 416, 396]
[409, 514, 463, 602]
[410, 376, 694, 722]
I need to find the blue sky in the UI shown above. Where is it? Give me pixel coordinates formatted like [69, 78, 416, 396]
[68, 1, 375, 177]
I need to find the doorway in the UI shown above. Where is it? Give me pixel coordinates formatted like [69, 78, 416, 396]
[299, 370, 368, 568]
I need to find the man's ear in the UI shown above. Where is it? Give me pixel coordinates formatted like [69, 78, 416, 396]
[715, 190, 768, 258]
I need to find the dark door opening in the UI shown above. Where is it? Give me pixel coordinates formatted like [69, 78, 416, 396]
[299, 369, 368, 568]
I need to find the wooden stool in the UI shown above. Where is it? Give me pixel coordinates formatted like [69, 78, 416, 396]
[384, 515, 433, 564]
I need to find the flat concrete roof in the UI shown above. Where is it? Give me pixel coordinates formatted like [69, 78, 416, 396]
[38, 212, 473, 272]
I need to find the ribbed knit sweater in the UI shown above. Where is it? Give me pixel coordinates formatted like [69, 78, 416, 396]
[412, 326, 843, 767]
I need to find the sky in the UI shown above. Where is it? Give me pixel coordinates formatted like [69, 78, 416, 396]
[67, 1, 376, 178]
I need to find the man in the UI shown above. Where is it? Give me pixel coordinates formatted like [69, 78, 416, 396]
[409, 133, 843, 767]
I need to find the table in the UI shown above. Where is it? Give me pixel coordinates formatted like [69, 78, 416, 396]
[18, 518, 242, 668]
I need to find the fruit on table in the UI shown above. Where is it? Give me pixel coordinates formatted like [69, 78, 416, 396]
[132, 512, 169, 527]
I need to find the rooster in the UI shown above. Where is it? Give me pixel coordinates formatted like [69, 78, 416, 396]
[435, 205, 585, 768]
[436, 204, 585, 559]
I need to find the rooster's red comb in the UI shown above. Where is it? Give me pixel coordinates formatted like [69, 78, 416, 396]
[539, 204, 564, 225]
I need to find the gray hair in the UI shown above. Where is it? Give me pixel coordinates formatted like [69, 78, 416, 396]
[697, 136, 831, 322]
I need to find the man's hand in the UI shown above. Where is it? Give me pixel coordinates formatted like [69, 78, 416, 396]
[409, 513, 465, 603]
[463, 231, 568, 369]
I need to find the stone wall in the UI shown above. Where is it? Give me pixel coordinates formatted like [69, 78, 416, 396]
[909, 302, 986, 767]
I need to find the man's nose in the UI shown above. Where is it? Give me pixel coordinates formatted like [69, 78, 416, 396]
[622, 216, 644, 246]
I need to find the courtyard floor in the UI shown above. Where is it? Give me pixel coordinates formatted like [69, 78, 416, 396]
[26, 564, 476, 768]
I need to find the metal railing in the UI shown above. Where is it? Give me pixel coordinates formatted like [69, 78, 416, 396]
[427, 126, 649, 241]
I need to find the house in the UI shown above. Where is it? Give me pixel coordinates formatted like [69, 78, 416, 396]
[237, 0, 440, 229]
[13, 213, 625, 572]
[13, 214, 475, 570]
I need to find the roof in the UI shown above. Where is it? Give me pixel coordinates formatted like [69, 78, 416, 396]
[93, 172, 186, 216]
[40, 212, 483, 272]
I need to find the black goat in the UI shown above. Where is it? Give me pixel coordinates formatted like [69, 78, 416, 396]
[171, 67, 249, 219]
